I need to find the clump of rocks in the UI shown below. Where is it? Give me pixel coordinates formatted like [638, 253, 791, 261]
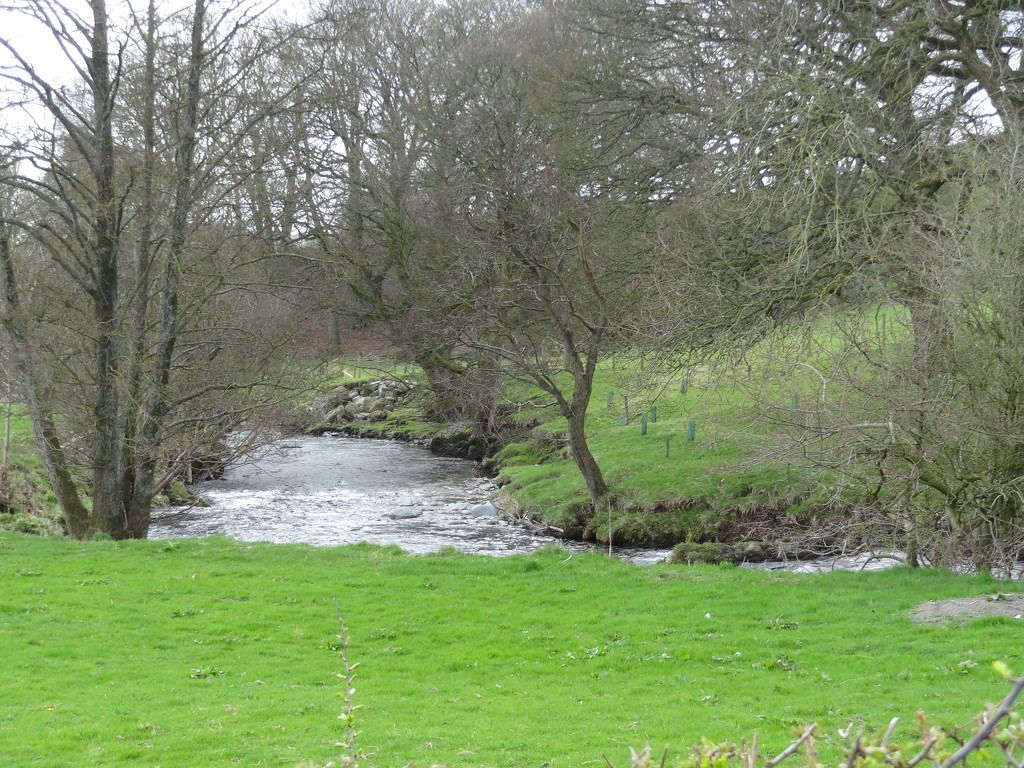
[307, 379, 412, 428]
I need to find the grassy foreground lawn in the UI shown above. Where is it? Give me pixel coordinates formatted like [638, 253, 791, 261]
[0, 533, 1020, 768]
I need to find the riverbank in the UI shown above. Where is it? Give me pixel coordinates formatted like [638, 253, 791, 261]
[311, 375, 881, 562]
[1, 532, 1019, 767]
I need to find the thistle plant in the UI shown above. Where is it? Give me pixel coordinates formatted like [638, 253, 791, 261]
[334, 598, 362, 768]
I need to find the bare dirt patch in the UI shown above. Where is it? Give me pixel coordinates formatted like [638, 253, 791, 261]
[910, 593, 1024, 626]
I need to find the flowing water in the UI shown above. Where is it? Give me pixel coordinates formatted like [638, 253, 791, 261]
[739, 552, 907, 573]
[149, 434, 671, 564]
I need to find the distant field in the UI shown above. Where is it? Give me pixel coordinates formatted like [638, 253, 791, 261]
[491, 359, 793, 539]
[0, 533, 1019, 767]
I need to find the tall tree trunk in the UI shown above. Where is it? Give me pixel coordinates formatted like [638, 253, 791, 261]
[88, 0, 131, 536]
[24, 387, 93, 537]
[0, 400, 10, 512]
[560, 222, 610, 505]
[119, 0, 160, 538]
[540, 324, 610, 508]
[126, 0, 206, 537]
[416, 350, 470, 422]
[564, 398, 609, 503]
[327, 314, 343, 357]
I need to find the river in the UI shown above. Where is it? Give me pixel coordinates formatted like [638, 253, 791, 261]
[149, 434, 672, 564]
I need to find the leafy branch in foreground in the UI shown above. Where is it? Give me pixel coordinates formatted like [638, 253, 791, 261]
[606, 665, 1024, 768]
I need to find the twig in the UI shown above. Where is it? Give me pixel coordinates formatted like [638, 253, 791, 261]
[333, 597, 359, 766]
[907, 737, 939, 768]
[746, 734, 758, 768]
[844, 734, 862, 768]
[998, 742, 1024, 768]
[880, 717, 900, 747]
[938, 676, 1024, 768]
[766, 724, 817, 768]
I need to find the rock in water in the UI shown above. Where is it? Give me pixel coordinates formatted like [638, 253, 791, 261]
[387, 507, 423, 520]
[470, 502, 498, 517]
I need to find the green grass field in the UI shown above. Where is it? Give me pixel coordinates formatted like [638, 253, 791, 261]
[1, 532, 1020, 767]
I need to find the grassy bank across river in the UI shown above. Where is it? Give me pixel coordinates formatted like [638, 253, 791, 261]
[1, 532, 1020, 767]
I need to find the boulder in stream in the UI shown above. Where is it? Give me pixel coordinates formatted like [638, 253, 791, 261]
[471, 502, 498, 518]
[387, 507, 423, 520]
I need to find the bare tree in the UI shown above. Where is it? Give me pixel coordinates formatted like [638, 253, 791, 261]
[419, 2, 671, 508]
[278, 0, 507, 428]
[0, 0, 306, 538]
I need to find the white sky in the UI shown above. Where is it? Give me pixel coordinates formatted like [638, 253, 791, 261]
[0, 0, 307, 86]
[0, 0, 307, 142]
[0, 6, 77, 86]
